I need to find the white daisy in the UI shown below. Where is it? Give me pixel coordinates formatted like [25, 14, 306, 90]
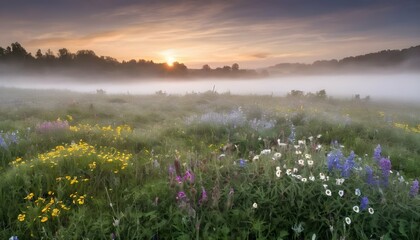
[325, 189, 332, 196]
[368, 208, 374, 214]
[307, 160, 314, 166]
[273, 152, 282, 159]
[319, 173, 325, 180]
[298, 159, 305, 166]
[345, 217, 351, 225]
[276, 166, 281, 171]
[276, 169, 281, 178]
[309, 175, 315, 181]
[353, 206, 360, 213]
[293, 168, 298, 173]
[295, 175, 302, 180]
[252, 202, 258, 209]
[286, 169, 292, 176]
[301, 178, 307, 182]
[317, 134, 322, 139]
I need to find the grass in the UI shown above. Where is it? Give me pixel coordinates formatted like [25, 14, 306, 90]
[0, 87, 419, 239]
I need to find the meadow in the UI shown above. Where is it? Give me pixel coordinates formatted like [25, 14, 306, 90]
[0, 87, 419, 239]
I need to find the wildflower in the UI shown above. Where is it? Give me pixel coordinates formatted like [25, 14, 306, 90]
[368, 208, 374, 214]
[319, 173, 325, 180]
[308, 136, 314, 141]
[291, 222, 304, 234]
[365, 166, 376, 185]
[360, 196, 369, 211]
[317, 134, 322, 139]
[323, 184, 328, 189]
[40, 216, 48, 223]
[355, 188, 361, 196]
[288, 124, 296, 143]
[345, 217, 351, 225]
[293, 168, 298, 173]
[9, 236, 18, 240]
[273, 152, 282, 159]
[175, 176, 183, 184]
[184, 170, 195, 184]
[286, 169, 292, 176]
[295, 150, 302, 155]
[327, 149, 343, 172]
[309, 175, 315, 181]
[353, 206, 360, 213]
[298, 140, 305, 145]
[168, 165, 175, 175]
[17, 214, 25, 222]
[409, 179, 419, 197]
[113, 218, 120, 227]
[177, 191, 187, 200]
[252, 202, 258, 209]
[325, 189, 332, 196]
[379, 157, 392, 186]
[336, 178, 345, 185]
[24, 193, 34, 200]
[307, 160, 314, 166]
[276, 169, 282, 178]
[316, 144, 322, 151]
[260, 149, 271, 155]
[373, 144, 382, 162]
[305, 154, 312, 159]
[341, 151, 355, 178]
[51, 208, 60, 217]
[301, 178, 307, 182]
[338, 190, 344, 197]
[298, 159, 305, 166]
[239, 159, 246, 167]
[253, 155, 260, 161]
[199, 187, 208, 205]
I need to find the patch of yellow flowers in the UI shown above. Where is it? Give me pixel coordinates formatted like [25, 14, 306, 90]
[69, 123, 132, 142]
[393, 122, 420, 134]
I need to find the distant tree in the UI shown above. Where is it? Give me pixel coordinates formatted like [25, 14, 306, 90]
[202, 64, 211, 71]
[316, 89, 327, 99]
[58, 48, 74, 61]
[288, 90, 304, 97]
[222, 65, 231, 72]
[35, 49, 43, 59]
[232, 63, 239, 71]
[0, 47, 5, 57]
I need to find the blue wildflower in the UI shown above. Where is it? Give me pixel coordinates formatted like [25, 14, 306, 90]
[9, 236, 18, 240]
[327, 149, 343, 172]
[365, 166, 376, 185]
[379, 157, 392, 186]
[360, 196, 369, 211]
[0, 135, 7, 149]
[409, 179, 419, 197]
[373, 144, 381, 162]
[341, 151, 355, 178]
[288, 124, 296, 143]
[239, 159, 246, 167]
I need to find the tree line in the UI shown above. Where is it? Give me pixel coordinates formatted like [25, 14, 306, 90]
[0, 42, 261, 79]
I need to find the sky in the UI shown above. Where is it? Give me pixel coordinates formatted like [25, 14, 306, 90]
[1, 0, 419, 69]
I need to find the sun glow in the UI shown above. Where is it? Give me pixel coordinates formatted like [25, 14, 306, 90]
[166, 56, 175, 67]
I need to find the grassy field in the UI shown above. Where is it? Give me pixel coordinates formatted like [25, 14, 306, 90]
[0, 87, 419, 239]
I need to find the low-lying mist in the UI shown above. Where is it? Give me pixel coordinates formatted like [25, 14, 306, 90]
[0, 74, 419, 103]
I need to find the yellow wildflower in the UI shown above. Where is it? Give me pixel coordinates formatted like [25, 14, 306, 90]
[17, 213, 25, 222]
[51, 208, 60, 217]
[24, 193, 34, 200]
[40, 216, 48, 223]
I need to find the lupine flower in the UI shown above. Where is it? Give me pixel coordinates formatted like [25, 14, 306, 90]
[9, 236, 18, 240]
[288, 124, 296, 143]
[379, 157, 392, 186]
[365, 166, 376, 185]
[373, 144, 382, 162]
[199, 187, 208, 204]
[360, 196, 369, 210]
[239, 159, 246, 167]
[177, 191, 187, 200]
[184, 170, 195, 183]
[341, 151, 355, 178]
[345, 217, 351, 225]
[409, 179, 419, 197]
[327, 149, 343, 172]
[0, 136, 8, 149]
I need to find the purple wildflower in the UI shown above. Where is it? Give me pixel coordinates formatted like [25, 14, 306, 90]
[199, 187, 208, 205]
[341, 151, 355, 178]
[175, 176, 183, 184]
[379, 157, 392, 186]
[327, 149, 343, 172]
[365, 166, 376, 185]
[239, 159, 246, 167]
[168, 165, 175, 175]
[288, 124, 296, 143]
[184, 170, 195, 184]
[177, 191, 187, 200]
[409, 179, 419, 197]
[360, 196, 369, 211]
[373, 145, 382, 162]
[0, 136, 7, 149]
